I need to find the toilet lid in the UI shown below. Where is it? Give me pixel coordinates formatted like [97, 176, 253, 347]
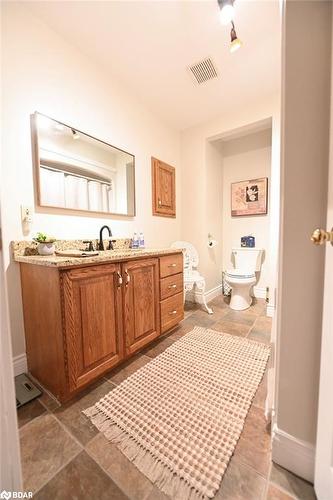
[226, 268, 255, 279]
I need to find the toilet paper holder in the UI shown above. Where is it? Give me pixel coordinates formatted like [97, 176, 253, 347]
[208, 233, 218, 248]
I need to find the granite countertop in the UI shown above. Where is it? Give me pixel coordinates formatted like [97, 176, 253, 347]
[14, 248, 183, 268]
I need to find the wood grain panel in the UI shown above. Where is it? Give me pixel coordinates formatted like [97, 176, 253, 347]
[80, 278, 117, 367]
[152, 157, 176, 217]
[161, 292, 184, 333]
[20, 264, 67, 401]
[19, 254, 184, 403]
[62, 263, 124, 392]
[160, 273, 183, 300]
[123, 258, 160, 356]
[159, 253, 183, 278]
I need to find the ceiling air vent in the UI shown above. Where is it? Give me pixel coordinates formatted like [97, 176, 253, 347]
[188, 57, 218, 85]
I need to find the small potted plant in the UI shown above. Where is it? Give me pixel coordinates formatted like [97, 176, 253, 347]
[33, 232, 56, 256]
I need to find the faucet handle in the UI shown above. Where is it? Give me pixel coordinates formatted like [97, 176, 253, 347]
[83, 240, 94, 252]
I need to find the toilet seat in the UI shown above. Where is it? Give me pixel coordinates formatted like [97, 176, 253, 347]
[226, 269, 255, 279]
[224, 268, 256, 310]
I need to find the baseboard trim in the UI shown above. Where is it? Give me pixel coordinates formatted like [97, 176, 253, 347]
[186, 284, 222, 304]
[266, 304, 275, 318]
[272, 424, 315, 483]
[253, 286, 267, 299]
[13, 353, 27, 376]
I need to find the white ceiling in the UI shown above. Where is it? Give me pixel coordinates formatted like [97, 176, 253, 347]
[24, 0, 281, 130]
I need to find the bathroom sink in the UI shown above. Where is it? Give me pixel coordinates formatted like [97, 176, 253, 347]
[55, 250, 100, 258]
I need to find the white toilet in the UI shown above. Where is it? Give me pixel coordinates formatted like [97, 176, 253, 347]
[225, 248, 263, 311]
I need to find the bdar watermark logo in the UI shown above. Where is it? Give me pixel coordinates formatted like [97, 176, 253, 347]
[0, 492, 32, 499]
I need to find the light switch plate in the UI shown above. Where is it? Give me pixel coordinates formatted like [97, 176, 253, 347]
[21, 205, 33, 223]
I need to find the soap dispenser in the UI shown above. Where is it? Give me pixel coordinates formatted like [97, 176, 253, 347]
[132, 232, 139, 249]
[139, 232, 145, 249]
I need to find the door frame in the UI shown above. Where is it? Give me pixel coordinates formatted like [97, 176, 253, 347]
[314, 25, 333, 497]
[0, 206, 22, 490]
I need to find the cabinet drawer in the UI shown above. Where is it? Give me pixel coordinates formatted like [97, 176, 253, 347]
[161, 292, 184, 333]
[160, 273, 183, 300]
[160, 253, 183, 278]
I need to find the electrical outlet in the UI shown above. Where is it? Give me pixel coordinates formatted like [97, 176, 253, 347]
[21, 205, 33, 223]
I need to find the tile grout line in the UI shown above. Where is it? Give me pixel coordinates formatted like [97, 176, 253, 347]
[17, 405, 49, 432]
[84, 444, 134, 500]
[39, 390, 135, 498]
[32, 448, 82, 496]
[268, 478, 299, 499]
[30, 406, 127, 497]
[23, 296, 270, 500]
[262, 460, 272, 499]
[36, 402, 87, 451]
[233, 452, 272, 482]
[24, 407, 83, 496]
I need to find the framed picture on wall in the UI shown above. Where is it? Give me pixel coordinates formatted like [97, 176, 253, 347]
[231, 177, 268, 216]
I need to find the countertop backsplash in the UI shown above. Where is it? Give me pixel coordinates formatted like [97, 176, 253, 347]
[12, 238, 132, 258]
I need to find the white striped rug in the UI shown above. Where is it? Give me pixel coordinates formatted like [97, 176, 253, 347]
[84, 326, 270, 500]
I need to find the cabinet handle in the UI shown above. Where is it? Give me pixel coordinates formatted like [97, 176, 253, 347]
[124, 269, 130, 286]
[158, 199, 162, 206]
[117, 272, 123, 287]
[168, 263, 177, 268]
[169, 310, 177, 315]
[168, 284, 177, 289]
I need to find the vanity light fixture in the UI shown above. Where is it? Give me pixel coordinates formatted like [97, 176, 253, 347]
[218, 0, 235, 26]
[71, 128, 80, 140]
[230, 21, 242, 52]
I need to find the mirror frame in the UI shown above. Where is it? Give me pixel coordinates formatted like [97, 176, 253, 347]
[31, 111, 136, 217]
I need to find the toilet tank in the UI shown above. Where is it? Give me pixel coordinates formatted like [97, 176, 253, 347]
[232, 248, 263, 272]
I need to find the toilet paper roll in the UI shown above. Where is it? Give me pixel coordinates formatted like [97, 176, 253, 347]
[208, 239, 218, 248]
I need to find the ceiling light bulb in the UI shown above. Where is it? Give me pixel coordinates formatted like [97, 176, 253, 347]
[71, 129, 80, 140]
[230, 37, 242, 52]
[230, 22, 242, 53]
[219, 4, 235, 25]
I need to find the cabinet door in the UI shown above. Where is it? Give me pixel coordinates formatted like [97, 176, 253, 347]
[123, 258, 160, 355]
[152, 157, 176, 217]
[62, 264, 124, 392]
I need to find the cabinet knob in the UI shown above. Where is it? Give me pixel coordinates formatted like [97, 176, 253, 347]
[168, 263, 177, 268]
[117, 272, 123, 287]
[169, 310, 177, 315]
[124, 269, 130, 285]
[168, 284, 177, 289]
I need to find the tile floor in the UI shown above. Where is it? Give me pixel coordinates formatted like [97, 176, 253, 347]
[17, 295, 316, 500]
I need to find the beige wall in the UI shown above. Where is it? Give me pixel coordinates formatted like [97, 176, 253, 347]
[181, 99, 280, 303]
[274, 0, 331, 452]
[220, 129, 272, 291]
[1, 3, 181, 357]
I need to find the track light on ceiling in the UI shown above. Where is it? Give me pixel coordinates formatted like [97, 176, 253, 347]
[71, 128, 80, 140]
[230, 21, 242, 53]
[218, 0, 235, 26]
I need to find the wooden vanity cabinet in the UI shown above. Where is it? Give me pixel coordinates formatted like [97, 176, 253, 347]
[123, 258, 160, 356]
[61, 264, 124, 393]
[152, 157, 176, 218]
[19, 252, 183, 402]
[159, 254, 184, 333]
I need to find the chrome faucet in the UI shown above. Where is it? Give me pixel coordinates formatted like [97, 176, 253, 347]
[98, 225, 113, 251]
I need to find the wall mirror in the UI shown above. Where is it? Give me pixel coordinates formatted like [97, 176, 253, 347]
[31, 112, 135, 216]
